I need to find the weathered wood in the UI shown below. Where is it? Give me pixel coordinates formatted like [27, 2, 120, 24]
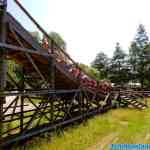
[0, 1, 7, 145]
[0, 1, 114, 148]
[10, 27, 49, 87]
[0, 42, 49, 57]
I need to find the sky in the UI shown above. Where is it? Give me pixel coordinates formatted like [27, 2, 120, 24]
[8, 0, 150, 65]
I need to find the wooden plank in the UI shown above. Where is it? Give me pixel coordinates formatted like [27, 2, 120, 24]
[0, 42, 49, 57]
[7, 12, 43, 52]
[0, 2, 7, 144]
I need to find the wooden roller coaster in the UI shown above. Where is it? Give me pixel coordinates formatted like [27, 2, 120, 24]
[0, 0, 148, 148]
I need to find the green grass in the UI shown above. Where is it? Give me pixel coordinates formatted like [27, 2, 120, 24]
[15, 100, 150, 150]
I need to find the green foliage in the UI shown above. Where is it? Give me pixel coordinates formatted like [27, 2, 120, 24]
[79, 63, 100, 80]
[14, 101, 150, 150]
[91, 52, 109, 79]
[129, 24, 150, 88]
[7, 60, 23, 82]
[135, 24, 149, 49]
[48, 31, 66, 51]
[29, 31, 66, 51]
[14, 64, 24, 81]
[30, 31, 41, 43]
[91, 43, 130, 86]
[92, 24, 150, 88]
[112, 43, 126, 60]
[7, 60, 15, 77]
[109, 43, 129, 85]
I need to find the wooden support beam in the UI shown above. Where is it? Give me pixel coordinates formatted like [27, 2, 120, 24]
[0, 0, 7, 146]
[7, 96, 19, 136]
[3, 96, 18, 114]
[0, 42, 50, 57]
[9, 27, 49, 87]
[13, 0, 76, 64]
[20, 67, 24, 133]
[49, 40, 55, 90]
[7, 72, 21, 89]
[13, 0, 97, 84]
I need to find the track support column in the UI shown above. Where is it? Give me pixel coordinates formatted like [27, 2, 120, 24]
[49, 40, 55, 123]
[0, 0, 7, 145]
[20, 67, 25, 133]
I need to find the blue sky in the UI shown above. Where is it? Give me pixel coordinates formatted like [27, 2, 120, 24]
[8, 0, 150, 65]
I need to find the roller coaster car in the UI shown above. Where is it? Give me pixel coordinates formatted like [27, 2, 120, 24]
[98, 80, 111, 95]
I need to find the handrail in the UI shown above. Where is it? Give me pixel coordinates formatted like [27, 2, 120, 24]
[13, 0, 96, 82]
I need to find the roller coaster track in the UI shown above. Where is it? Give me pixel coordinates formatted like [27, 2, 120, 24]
[113, 91, 148, 110]
[0, 1, 114, 147]
[0, 0, 148, 148]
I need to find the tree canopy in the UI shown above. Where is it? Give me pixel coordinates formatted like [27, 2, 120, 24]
[129, 24, 150, 88]
[25, 24, 150, 88]
[30, 31, 41, 43]
[92, 24, 150, 88]
[30, 30, 66, 51]
[79, 63, 100, 81]
[48, 31, 67, 51]
[91, 52, 109, 79]
[109, 43, 129, 86]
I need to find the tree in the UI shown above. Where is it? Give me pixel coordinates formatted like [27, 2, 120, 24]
[109, 43, 129, 86]
[91, 52, 109, 79]
[30, 31, 41, 43]
[112, 43, 126, 60]
[79, 63, 100, 81]
[129, 24, 149, 88]
[30, 31, 66, 51]
[135, 24, 149, 50]
[47, 32, 66, 51]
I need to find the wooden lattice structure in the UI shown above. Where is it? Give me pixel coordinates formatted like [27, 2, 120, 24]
[0, 1, 115, 147]
[0, 1, 149, 148]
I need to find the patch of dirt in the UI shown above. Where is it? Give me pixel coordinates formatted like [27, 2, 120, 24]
[145, 134, 150, 141]
[119, 121, 128, 126]
[88, 133, 118, 150]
